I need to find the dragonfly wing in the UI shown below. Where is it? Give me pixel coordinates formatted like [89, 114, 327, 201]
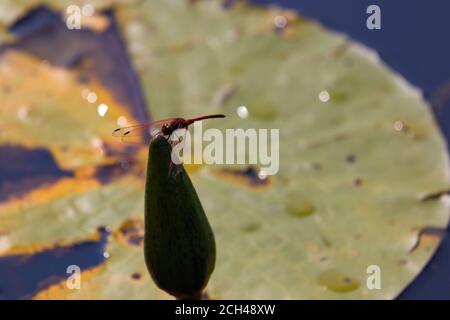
[112, 124, 152, 137]
[112, 119, 178, 144]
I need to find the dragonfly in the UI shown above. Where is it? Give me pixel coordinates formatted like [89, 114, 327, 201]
[112, 114, 226, 143]
[113, 114, 225, 176]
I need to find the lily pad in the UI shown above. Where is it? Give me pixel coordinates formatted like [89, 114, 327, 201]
[0, 0, 449, 300]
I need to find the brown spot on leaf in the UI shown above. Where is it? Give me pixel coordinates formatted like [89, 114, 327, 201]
[116, 218, 144, 247]
[409, 227, 446, 253]
[131, 273, 142, 280]
[420, 189, 450, 201]
[399, 259, 408, 266]
[346, 154, 356, 163]
[216, 166, 270, 188]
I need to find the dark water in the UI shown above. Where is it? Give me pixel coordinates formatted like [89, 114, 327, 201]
[0, 145, 73, 202]
[0, 1, 449, 299]
[0, 228, 110, 300]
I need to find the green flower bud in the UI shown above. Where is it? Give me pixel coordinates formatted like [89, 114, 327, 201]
[144, 136, 216, 299]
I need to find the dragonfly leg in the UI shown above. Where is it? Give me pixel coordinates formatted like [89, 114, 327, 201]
[167, 130, 186, 178]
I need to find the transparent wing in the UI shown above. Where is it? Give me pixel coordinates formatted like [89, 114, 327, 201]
[112, 119, 176, 137]
[112, 119, 177, 145]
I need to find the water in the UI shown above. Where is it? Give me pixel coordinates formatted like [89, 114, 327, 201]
[0, 227, 109, 299]
[0, 145, 72, 202]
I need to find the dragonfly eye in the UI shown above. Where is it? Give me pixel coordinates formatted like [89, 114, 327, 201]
[159, 123, 170, 135]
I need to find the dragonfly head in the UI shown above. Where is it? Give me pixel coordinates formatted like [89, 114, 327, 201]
[161, 123, 172, 135]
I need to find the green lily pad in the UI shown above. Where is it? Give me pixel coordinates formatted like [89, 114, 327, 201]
[114, 0, 450, 299]
[0, 0, 449, 300]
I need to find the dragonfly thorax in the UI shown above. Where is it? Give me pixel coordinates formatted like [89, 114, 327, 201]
[161, 118, 189, 136]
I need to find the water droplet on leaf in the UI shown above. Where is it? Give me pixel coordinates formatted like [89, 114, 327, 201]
[318, 269, 360, 293]
[286, 199, 316, 218]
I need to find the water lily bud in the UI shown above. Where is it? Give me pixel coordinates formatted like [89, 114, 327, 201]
[144, 136, 216, 299]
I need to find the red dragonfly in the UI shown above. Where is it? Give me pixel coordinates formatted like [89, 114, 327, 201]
[112, 114, 226, 144]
